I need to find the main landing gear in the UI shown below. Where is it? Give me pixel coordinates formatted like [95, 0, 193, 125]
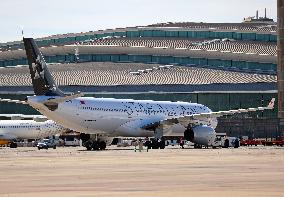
[80, 133, 107, 151]
[145, 138, 166, 150]
[144, 126, 166, 149]
[193, 143, 203, 149]
[9, 141, 18, 148]
[84, 140, 106, 151]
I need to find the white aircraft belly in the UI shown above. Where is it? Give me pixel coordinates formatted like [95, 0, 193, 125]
[38, 110, 78, 132]
[84, 117, 128, 134]
[163, 124, 186, 136]
[113, 127, 154, 137]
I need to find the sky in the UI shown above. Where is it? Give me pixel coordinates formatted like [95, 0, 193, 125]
[0, 0, 277, 43]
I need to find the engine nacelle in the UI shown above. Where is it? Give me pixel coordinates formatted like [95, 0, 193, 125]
[184, 125, 216, 146]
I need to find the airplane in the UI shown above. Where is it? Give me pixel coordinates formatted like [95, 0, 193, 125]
[0, 114, 66, 148]
[0, 38, 275, 150]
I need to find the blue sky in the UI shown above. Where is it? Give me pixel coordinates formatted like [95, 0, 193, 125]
[0, 0, 277, 43]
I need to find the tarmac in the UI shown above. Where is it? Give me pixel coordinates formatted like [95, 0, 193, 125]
[0, 146, 284, 197]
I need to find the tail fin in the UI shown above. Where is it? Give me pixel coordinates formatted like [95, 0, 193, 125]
[23, 38, 64, 96]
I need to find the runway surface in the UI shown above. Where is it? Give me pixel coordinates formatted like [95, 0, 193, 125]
[0, 146, 283, 197]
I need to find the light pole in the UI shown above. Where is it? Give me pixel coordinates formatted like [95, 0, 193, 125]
[277, 0, 284, 136]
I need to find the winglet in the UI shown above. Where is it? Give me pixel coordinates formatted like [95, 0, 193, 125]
[267, 98, 275, 109]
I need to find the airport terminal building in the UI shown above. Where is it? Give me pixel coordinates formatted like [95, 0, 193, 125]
[0, 22, 279, 138]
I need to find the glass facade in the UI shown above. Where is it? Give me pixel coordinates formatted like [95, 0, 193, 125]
[0, 28, 277, 74]
[1, 29, 277, 51]
[0, 54, 277, 72]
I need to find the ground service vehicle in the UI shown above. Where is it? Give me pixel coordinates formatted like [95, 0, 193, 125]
[37, 139, 57, 150]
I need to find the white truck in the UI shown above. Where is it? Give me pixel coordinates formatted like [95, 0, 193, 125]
[37, 139, 57, 150]
[64, 137, 80, 146]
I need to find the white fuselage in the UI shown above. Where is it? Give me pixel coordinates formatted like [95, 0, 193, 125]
[27, 96, 218, 137]
[0, 120, 65, 140]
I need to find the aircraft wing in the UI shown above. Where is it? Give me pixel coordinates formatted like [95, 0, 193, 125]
[142, 98, 275, 128]
[0, 98, 28, 105]
[189, 98, 275, 118]
[0, 114, 27, 118]
[0, 114, 48, 122]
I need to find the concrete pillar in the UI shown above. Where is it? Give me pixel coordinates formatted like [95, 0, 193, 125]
[277, 0, 284, 135]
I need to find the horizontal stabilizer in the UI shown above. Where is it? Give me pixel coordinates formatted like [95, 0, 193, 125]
[43, 92, 84, 105]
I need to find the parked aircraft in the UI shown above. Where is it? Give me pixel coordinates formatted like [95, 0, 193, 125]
[0, 114, 65, 148]
[0, 38, 275, 150]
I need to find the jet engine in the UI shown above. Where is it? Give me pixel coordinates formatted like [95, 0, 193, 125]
[184, 125, 216, 146]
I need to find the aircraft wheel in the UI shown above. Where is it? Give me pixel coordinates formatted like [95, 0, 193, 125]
[224, 139, 229, 148]
[159, 141, 166, 149]
[151, 139, 159, 149]
[84, 141, 92, 151]
[99, 141, 106, 150]
[144, 140, 151, 149]
[194, 144, 202, 149]
[92, 141, 99, 151]
[234, 139, 240, 148]
[9, 142, 17, 148]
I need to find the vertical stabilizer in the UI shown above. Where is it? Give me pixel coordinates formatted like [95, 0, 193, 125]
[23, 38, 64, 96]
